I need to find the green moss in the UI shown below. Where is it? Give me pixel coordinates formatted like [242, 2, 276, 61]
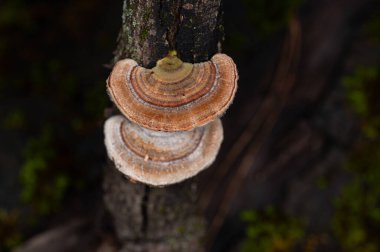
[120, 0, 151, 60]
[342, 66, 378, 117]
[20, 127, 53, 202]
[19, 126, 70, 216]
[333, 162, 380, 251]
[139, 10, 152, 44]
[333, 64, 380, 251]
[240, 206, 304, 252]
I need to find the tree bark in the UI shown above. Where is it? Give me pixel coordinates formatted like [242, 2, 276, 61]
[103, 167, 205, 252]
[113, 0, 223, 66]
[103, 0, 223, 251]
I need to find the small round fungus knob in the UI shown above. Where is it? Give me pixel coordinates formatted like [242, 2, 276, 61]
[104, 115, 223, 186]
[106, 53, 238, 132]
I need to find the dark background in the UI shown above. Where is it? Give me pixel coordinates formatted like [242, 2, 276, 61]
[1, 0, 380, 251]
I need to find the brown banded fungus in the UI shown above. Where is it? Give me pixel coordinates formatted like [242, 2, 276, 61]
[106, 51, 238, 132]
[104, 115, 223, 186]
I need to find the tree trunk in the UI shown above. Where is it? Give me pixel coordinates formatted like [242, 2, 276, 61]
[103, 0, 223, 251]
[113, 0, 223, 66]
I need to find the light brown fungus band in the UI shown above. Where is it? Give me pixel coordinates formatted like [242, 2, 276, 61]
[107, 53, 238, 131]
[120, 120, 204, 162]
[130, 62, 216, 107]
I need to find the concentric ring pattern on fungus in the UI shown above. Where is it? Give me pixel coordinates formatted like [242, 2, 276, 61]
[104, 115, 223, 186]
[107, 53, 238, 131]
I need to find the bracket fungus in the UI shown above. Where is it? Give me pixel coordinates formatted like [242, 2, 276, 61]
[104, 115, 223, 186]
[104, 51, 238, 186]
[106, 51, 238, 132]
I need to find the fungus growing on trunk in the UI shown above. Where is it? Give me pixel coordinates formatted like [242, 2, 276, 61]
[104, 52, 237, 186]
[104, 115, 223, 186]
[106, 52, 238, 132]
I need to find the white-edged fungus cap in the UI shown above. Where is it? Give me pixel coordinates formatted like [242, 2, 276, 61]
[104, 115, 223, 186]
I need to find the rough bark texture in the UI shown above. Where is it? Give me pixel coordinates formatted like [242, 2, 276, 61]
[104, 166, 205, 252]
[114, 0, 223, 67]
[104, 0, 223, 251]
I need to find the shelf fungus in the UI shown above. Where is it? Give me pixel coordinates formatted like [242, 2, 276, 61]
[106, 51, 238, 132]
[104, 115, 223, 186]
[104, 52, 238, 186]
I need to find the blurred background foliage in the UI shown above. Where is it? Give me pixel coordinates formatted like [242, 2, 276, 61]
[240, 206, 304, 252]
[0, 0, 379, 251]
[237, 6, 380, 252]
[0, 0, 118, 250]
[333, 63, 380, 251]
